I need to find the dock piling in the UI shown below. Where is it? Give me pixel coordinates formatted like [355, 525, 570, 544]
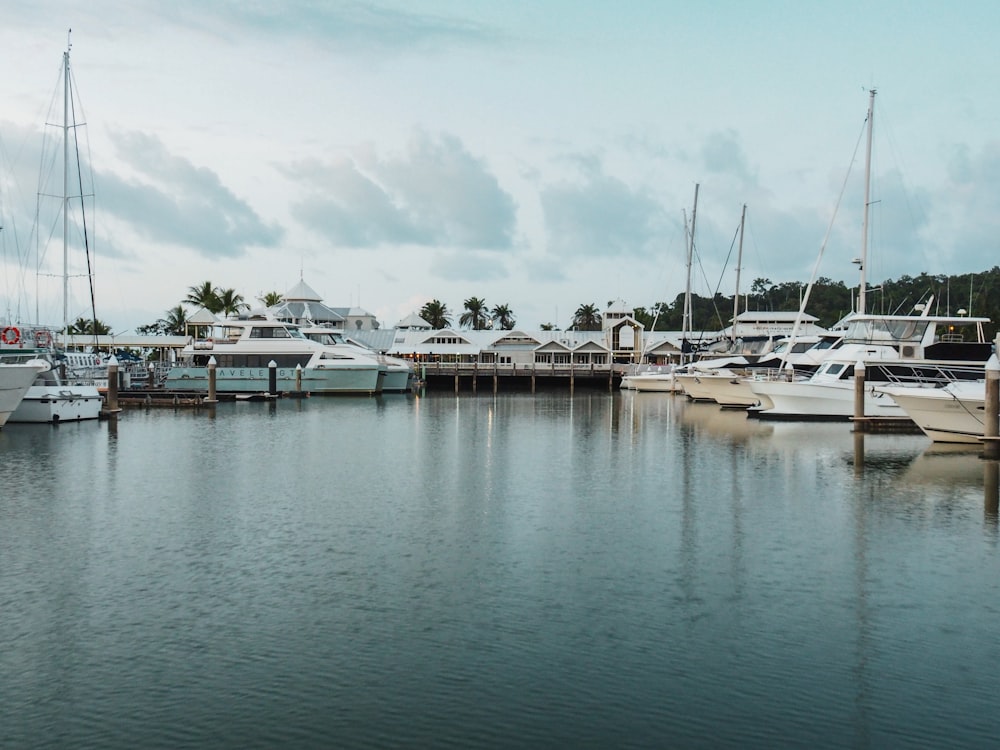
[984, 354, 999, 460]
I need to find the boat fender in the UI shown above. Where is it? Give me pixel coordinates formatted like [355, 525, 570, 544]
[1, 326, 21, 345]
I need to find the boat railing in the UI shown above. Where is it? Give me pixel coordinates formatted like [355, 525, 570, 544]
[874, 362, 985, 387]
[746, 366, 814, 383]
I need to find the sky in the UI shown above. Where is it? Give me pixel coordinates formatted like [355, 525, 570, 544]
[1, 0, 999, 334]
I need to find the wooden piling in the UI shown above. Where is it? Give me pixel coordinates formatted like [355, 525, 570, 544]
[853, 360, 866, 429]
[983, 355, 999, 460]
[104, 355, 120, 414]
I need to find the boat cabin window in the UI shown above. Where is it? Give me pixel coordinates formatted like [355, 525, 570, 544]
[813, 338, 841, 351]
[249, 326, 294, 339]
[821, 363, 846, 378]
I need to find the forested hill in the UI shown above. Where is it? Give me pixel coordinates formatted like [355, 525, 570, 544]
[632, 268, 1000, 339]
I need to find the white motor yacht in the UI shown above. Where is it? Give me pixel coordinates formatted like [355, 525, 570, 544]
[879, 380, 987, 444]
[300, 325, 414, 393]
[749, 310, 991, 420]
[165, 318, 387, 395]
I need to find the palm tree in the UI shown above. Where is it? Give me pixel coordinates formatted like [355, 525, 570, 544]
[490, 303, 515, 330]
[258, 291, 284, 308]
[216, 288, 249, 319]
[185, 281, 221, 313]
[460, 296, 489, 330]
[160, 305, 189, 336]
[540, 322, 557, 331]
[571, 303, 602, 331]
[67, 317, 112, 335]
[420, 300, 452, 329]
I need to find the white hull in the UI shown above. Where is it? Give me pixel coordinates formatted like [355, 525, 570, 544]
[629, 374, 678, 392]
[750, 379, 905, 420]
[165, 364, 384, 394]
[881, 383, 985, 444]
[9, 384, 103, 423]
[676, 372, 762, 407]
[0, 364, 43, 427]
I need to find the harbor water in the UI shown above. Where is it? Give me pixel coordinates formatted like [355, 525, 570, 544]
[2, 392, 999, 748]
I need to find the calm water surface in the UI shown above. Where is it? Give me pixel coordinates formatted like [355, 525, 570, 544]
[2, 392, 999, 749]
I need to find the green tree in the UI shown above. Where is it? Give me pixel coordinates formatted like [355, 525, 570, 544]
[539, 322, 558, 331]
[420, 299, 452, 329]
[571, 303, 601, 331]
[259, 291, 284, 307]
[136, 305, 188, 336]
[185, 280, 221, 313]
[161, 305, 189, 336]
[490, 303, 515, 330]
[216, 288, 249, 318]
[460, 296, 489, 330]
[67, 317, 112, 335]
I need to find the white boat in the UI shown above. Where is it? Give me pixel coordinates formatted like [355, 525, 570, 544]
[0, 362, 45, 427]
[9, 353, 103, 423]
[300, 325, 414, 392]
[678, 331, 847, 408]
[748, 309, 990, 420]
[626, 365, 679, 392]
[879, 380, 986, 444]
[164, 318, 387, 395]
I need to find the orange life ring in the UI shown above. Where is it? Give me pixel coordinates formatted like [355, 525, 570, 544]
[1, 326, 20, 345]
[35, 329, 53, 348]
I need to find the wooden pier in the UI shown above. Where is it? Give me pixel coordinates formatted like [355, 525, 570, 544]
[419, 362, 621, 393]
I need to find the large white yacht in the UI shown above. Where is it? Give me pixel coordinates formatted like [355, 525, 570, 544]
[748, 309, 991, 420]
[165, 318, 387, 395]
[299, 325, 414, 393]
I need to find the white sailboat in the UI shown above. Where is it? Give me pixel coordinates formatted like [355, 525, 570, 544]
[10, 38, 104, 423]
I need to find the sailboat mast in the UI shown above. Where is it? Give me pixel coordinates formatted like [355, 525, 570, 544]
[682, 183, 699, 363]
[733, 203, 746, 345]
[859, 88, 875, 316]
[62, 42, 70, 336]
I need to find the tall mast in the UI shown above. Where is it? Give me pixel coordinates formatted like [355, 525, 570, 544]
[682, 183, 698, 363]
[859, 88, 875, 316]
[62, 34, 71, 336]
[733, 203, 746, 345]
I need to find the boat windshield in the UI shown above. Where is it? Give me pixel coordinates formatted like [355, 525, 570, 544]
[844, 318, 929, 344]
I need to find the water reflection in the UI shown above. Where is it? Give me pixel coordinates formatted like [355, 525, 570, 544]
[4, 393, 1000, 748]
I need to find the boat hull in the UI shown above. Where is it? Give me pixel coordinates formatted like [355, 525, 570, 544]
[9, 385, 103, 423]
[629, 374, 678, 392]
[749, 379, 905, 420]
[0, 365, 42, 427]
[881, 384, 985, 444]
[164, 364, 385, 395]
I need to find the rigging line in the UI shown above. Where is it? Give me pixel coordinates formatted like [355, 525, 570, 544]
[68, 63, 100, 342]
[782, 113, 869, 368]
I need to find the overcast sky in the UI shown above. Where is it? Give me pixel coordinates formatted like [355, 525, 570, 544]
[1, 0, 998, 333]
